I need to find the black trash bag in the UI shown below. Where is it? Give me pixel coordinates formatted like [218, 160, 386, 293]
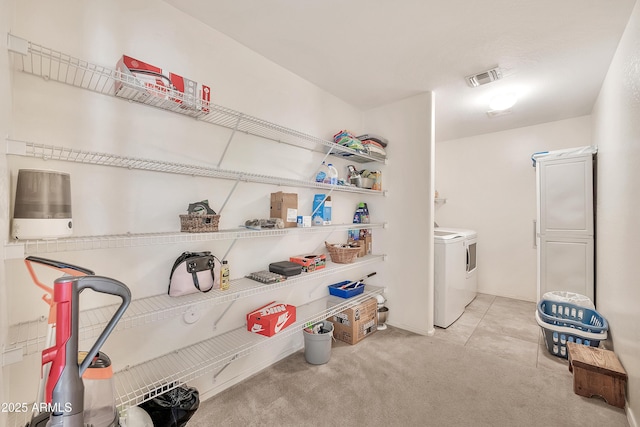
[139, 385, 200, 427]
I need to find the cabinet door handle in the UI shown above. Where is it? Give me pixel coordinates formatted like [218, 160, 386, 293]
[533, 219, 537, 249]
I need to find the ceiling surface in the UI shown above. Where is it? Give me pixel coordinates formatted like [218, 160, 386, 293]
[163, 0, 636, 142]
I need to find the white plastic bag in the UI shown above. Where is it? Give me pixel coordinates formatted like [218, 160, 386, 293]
[542, 291, 595, 309]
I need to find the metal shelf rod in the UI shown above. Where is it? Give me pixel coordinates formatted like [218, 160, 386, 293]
[6, 139, 385, 196]
[4, 222, 385, 258]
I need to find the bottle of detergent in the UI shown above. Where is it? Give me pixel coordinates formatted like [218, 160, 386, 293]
[348, 203, 365, 241]
[327, 163, 338, 185]
[361, 203, 370, 224]
[315, 162, 330, 183]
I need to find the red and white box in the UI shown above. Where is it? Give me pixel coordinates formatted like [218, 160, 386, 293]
[247, 301, 296, 337]
[114, 55, 210, 113]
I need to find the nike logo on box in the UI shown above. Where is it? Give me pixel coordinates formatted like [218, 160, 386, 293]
[274, 312, 291, 334]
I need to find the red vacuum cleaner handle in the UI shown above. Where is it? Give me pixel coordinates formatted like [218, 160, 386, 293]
[41, 279, 73, 404]
[42, 275, 131, 415]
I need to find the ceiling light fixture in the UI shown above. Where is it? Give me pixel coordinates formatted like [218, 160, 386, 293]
[489, 93, 518, 111]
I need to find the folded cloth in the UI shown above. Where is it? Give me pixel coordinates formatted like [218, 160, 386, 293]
[357, 133, 388, 147]
[366, 145, 387, 157]
[361, 139, 387, 157]
[361, 139, 385, 149]
[333, 130, 365, 151]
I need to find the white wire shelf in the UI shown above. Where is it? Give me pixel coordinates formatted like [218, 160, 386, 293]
[6, 139, 385, 197]
[114, 285, 384, 409]
[4, 222, 384, 258]
[6, 285, 383, 426]
[7, 34, 385, 165]
[5, 254, 385, 361]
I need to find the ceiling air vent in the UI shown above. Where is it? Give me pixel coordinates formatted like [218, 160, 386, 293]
[486, 108, 513, 118]
[466, 67, 503, 87]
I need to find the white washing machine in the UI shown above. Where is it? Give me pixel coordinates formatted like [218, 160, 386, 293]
[434, 230, 467, 328]
[436, 227, 478, 306]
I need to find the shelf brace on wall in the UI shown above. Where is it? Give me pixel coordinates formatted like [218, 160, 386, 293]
[312, 228, 340, 254]
[217, 177, 241, 216]
[222, 238, 238, 261]
[212, 299, 236, 330]
[213, 354, 238, 381]
[309, 146, 336, 181]
[309, 188, 335, 218]
[217, 114, 243, 168]
[310, 188, 338, 253]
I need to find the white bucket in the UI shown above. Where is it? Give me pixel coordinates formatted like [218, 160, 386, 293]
[303, 321, 334, 365]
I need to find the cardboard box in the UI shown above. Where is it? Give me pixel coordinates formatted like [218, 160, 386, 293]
[364, 235, 372, 255]
[347, 238, 366, 258]
[312, 194, 332, 225]
[289, 253, 326, 272]
[114, 55, 211, 113]
[247, 301, 296, 337]
[327, 298, 377, 345]
[270, 192, 298, 228]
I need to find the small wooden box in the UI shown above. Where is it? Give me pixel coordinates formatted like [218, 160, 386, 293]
[567, 342, 627, 408]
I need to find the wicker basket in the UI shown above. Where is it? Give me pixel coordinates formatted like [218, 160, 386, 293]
[180, 214, 220, 233]
[325, 241, 360, 264]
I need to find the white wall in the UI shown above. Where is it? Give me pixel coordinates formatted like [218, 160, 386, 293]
[435, 116, 592, 301]
[363, 93, 435, 335]
[1, 0, 15, 425]
[591, 2, 640, 424]
[3, 0, 387, 411]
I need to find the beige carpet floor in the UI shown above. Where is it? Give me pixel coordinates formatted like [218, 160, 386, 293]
[188, 296, 629, 427]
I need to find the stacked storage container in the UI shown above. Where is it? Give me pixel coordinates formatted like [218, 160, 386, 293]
[536, 292, 608, 359]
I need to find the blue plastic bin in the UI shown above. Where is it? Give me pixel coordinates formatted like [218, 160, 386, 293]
[328, 280, 365, 298]
[536, 311, 606, 359]
[537, 300, 608, 333]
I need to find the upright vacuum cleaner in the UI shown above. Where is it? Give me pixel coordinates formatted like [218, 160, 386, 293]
[24, 256, 96, 416]
[26, 257, 131, 427]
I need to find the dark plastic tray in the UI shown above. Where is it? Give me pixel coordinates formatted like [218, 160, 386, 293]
[328, 280, 365, 298]
[269, 261, 302, 277]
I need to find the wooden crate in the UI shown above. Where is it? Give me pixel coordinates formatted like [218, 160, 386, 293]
[567, 342, 627, 408]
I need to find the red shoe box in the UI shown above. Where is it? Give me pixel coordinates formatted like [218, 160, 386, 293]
[247, 301, 296, 337]
[114, 55, 210, 113]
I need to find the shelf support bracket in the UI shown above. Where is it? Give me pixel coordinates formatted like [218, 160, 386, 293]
[310, 187, 335, 218]
[222, 238, 238, 261]
[217, 177, 241, 216]
[310, 146, 336, 181]
[217, 114, 243, 168]
[213, 354, 238, 381]
[212, 299, 236, 330]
